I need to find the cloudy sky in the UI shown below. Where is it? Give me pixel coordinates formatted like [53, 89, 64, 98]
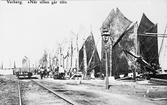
[0, 0, 167, 68]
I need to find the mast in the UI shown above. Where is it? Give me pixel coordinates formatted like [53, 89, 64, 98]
[76, 34, 79, 72]
[9, 59, 11, 68]
[49, 53, 51, 68]
[109, 35, 112, 76]
[83, 41, 87, 78]
[83, 32, 88, 78]
[159, 24, 167, 56]
[162, 45, 167, 69]
[59, 44, 61, 67]
[14, 61, 16, 68]
[161, 24, 167, 69]
[70, 37, 73, 69]
[66, 51, 69, 71]
[87, 27, 94, 69]
[1, 61, 3, 69]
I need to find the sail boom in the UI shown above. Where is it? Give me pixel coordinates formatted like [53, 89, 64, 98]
[138, 34, 167, 37]
[145, 33, 167, 35]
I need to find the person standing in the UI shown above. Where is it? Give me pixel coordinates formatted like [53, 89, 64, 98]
[131, 65, 136, 82]
[59, 65, 65, 79]
[40, 68, 44, 79]
[90, 69, 95, 79]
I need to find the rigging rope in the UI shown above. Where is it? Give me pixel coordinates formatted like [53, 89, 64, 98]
[87, 34, 101, 69]
[158, 24, 167, 56]
[161, 24, 167, 68]
[138, 24, 159, 64]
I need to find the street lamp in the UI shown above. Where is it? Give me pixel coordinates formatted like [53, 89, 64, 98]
[102, 28, 110, 89]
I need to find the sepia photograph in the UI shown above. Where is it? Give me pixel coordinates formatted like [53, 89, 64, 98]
[0, 0, 167, 104]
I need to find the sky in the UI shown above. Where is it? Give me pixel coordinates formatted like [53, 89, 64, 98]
[0, 0, 167, 68]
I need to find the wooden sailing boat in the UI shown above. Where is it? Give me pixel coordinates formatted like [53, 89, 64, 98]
[101, 8, 167, 80]
[150, 24, 167, 79]
[137, 13, 159, 67]
[133, 13, 167, 79]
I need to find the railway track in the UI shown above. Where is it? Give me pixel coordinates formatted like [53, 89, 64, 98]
[18, 79, 77, 105]
[18, 80, 22, 105]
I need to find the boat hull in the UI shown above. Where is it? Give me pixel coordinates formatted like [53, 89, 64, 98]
[149, 74, 167, 79]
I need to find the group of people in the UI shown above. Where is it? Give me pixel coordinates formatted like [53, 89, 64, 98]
[39, 65, 65, 79]
[39, 67, 51, 79]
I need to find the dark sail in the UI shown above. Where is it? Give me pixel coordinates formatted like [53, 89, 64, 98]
[101, 9, 115, 29]
[137, 13, 154, 34]
[113, 23, 138, 76]
[101, 8, 132, 76]
[137, 14, 159, 66]
[79, 33, 101, 77]
[110, 8, 132, 44]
